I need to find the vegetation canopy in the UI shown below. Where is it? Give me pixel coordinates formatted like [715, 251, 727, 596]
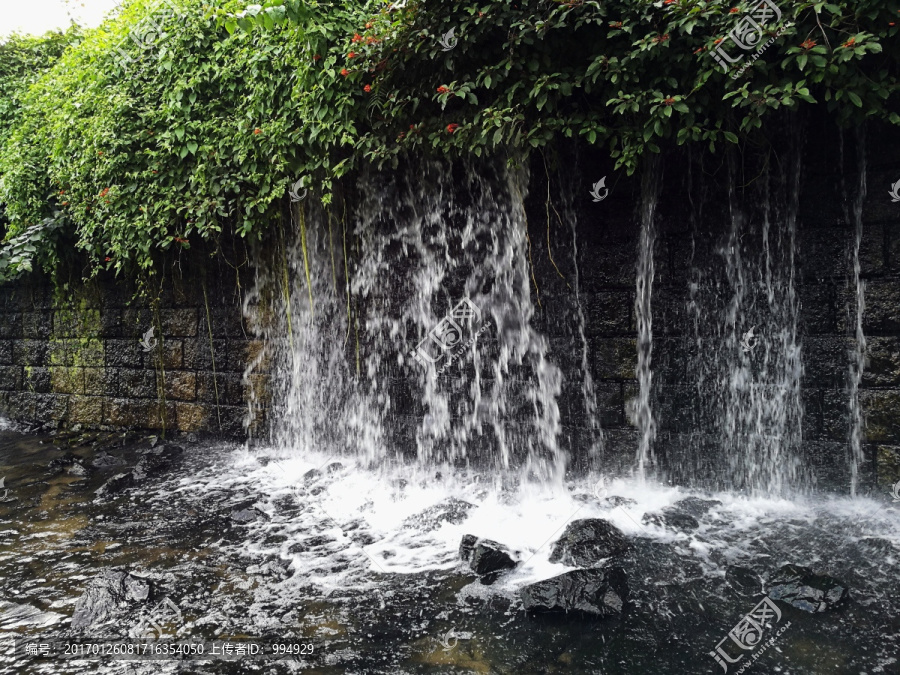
[0, 0, 897, 282]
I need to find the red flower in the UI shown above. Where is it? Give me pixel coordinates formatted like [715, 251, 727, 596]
[348, 51, 357, 58]
[398, 132, 406, 140]
[663, 97, 676, 106]
[62, 201, 69, 206]
[609, 21, 623, 28]
[98, 151, 103, 155]
[664, 0, 676, 4]
[364, 84, 372, 93]
[446, 123, 459, 134]
[366, 36, 378, 44]
[174, 236, 189, 244]
[715, 38, 724, 44]
[729, 7, 739, 13]
[694, 46, 706, 54]
[437, 86, 449, 94]
[253, 128, 261, 135]
[800, 39, 816, 50]
[842, 37, 856, 47]
[152, 170, 158, 174]
[410, 124, 416, 129]
[59, 190, 65, 195]
[105, 257, 111, 262]
[352, 33, 362, 43]
[341, 68, 349, 76]
[365, 22, 373, 29]
[313, 54, 321, 61]
[100, 188, 109, 197]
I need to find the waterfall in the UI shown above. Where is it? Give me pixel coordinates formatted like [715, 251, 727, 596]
[635, 160, 660, 479]
[245, 158, 565, 485]
[848, 131, 867, 496]
[683, 143, 806, 495]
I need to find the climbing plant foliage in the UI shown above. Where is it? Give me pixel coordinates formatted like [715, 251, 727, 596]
[0, 0, 897, 282]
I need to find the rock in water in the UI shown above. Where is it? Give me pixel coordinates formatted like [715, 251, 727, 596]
[95, 472, 135, 497]
[133, 444, 183, 480]
[642, 508, 700, 532]
[71, 570, 152, 630]
[548, 519, 631, 567]
[459, 535, 518, 584]
[726, 565, 764, 597]
[672, 497, 722, 517]
[766, 564, 848, 612]
[521, 567, 628, 617]
[402, 498, 476, 532]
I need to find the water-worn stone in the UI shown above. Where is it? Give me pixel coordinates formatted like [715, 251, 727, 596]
[672, 497, 722, 517]
[71, 570, 151, 630]
[642, 508, 700, 532]
[133, 444, 183, 480]
[520, 567, 628, 617]
[726, 565, 764, 597]
[549, 519, 631, 567]
[766, 564, 848, 612]
[96, 472, 135, 496]
[459, 535, 518, 584]
[402, 498, 476, 532]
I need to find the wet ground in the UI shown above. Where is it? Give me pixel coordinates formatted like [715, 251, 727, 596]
[0, 423, 898, 674]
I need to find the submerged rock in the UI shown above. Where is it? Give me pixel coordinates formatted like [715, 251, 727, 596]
[133, 444, 183, 480]
[95, 472, 135, 497]
[602, 495, 638, 508]
[459, 535, 518, 584]
[521, 567, 628, 617]
[402, 498, 476, 532]
[726, 565, 764, 597]
[71, 570, 151, 630]
[92, 451, 125, 468]
[549, 519, 631, 567]
[766, 564, 849, 612]
[672, 497, 722, 517]
[642, 508, 700, 532]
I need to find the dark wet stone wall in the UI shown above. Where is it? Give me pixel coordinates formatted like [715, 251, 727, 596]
[0, 259, 264, 438]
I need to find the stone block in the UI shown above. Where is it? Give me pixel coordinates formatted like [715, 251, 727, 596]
[68, 395, 104, 424]
[0, 313, 22, 339]
[799, 227, 848, 280]
[13, 340, 48, 366]
[0, 341, 11, 365]
[588, 337, 637, 381]
[53, 308, 101, 338]
[861, 390, 900, 444]
[33, 393, 68, 421]
[875, 445, 900, 488]
[0, 366, 22, 391]
[100, 309, 125, 337]
[83, 368, 115, 397]
[24, 367, 51, 394]
[182, 338, 226, 371]
[864, 279, 900, 333]
[105, 399, 174, 430]
[160, 309, 199, 337]
[4, 391, 35, 418]
[175, 402, 207, 432]
[21, 311, 52, 339]
[803, 337, 853, 389]
[165, 371, 196, 402]
[118, 369, 156, 399]
[226, 340, 267, 373]
[50, 366, 84, 395]
[863, 337, 900, 387]
[105, 339, 142, 368]
[196, 372, 237, 405]
[584, 291, 634, 336]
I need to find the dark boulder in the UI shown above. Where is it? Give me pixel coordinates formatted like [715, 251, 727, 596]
[642, 508, 700, 532]
[95, 472, 135, 497]
[459, 535, 518, 584]
[92, 452, 125, 468]
[133, 444, 183, 480]
[766, 564, 849, 612]
[402, 498, 476, 532]
[549, 519, 631, 567]
[521, 567, 628, 617]
[672, 497, 722, 517]
[303, 469, 321, 482]
[71, 570, 151, 631]
[726, 565, 764, 597]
